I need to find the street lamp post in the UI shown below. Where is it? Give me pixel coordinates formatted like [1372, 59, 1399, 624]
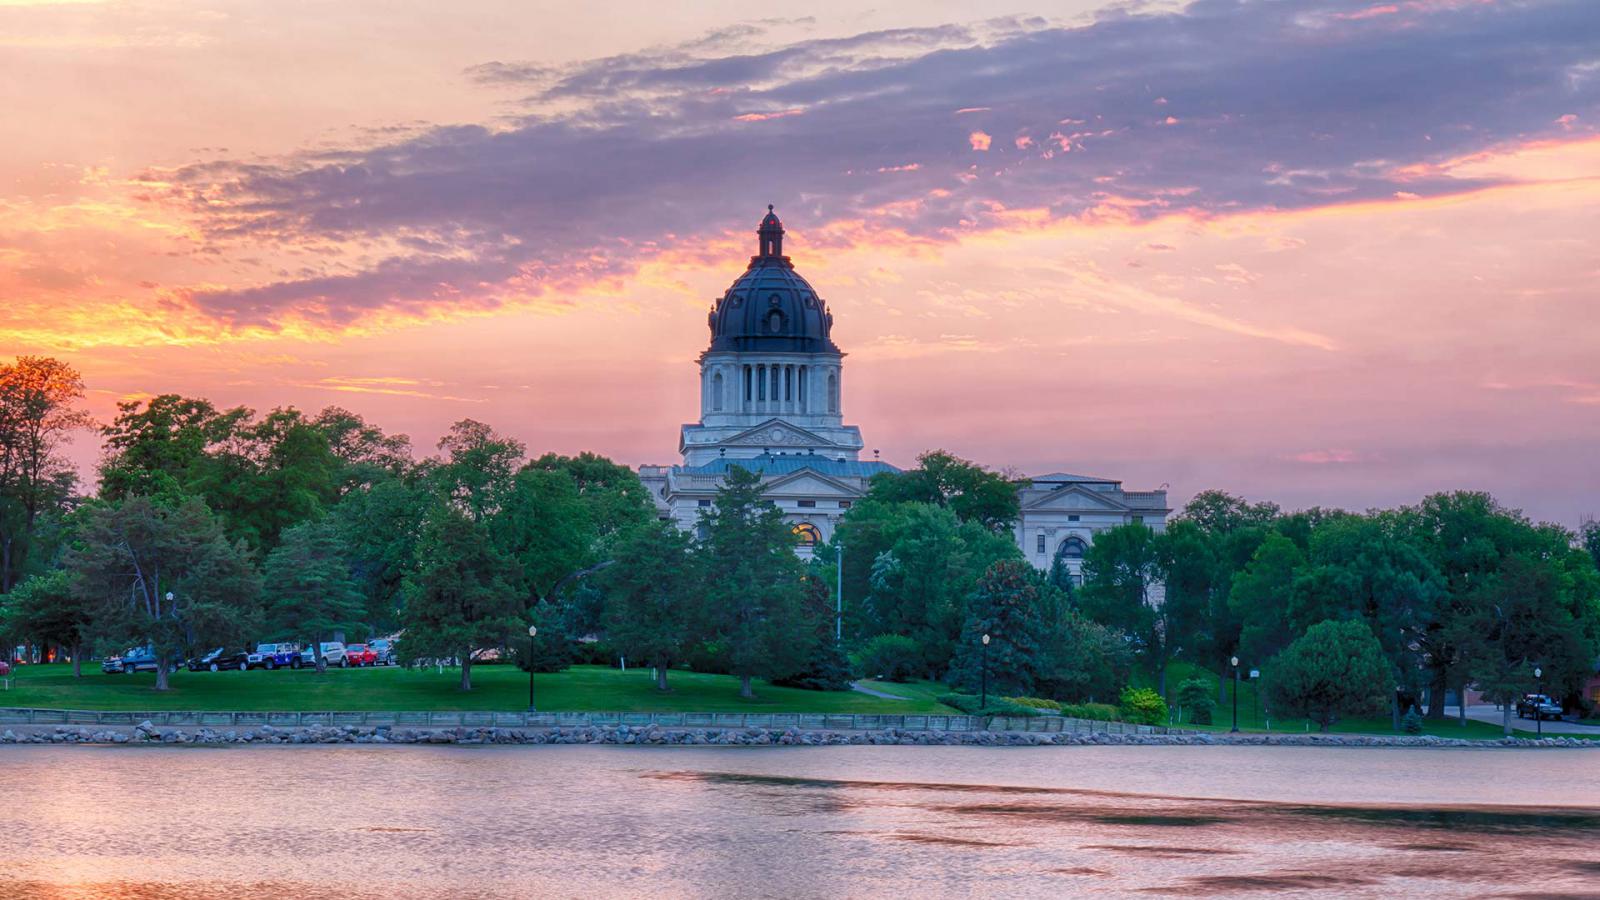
[527, 625, 538, 713]
[1230, 656, 1240, 733]
[1534, 666, 1543, 738]
[1395, 685, 1404, 732]
[980, 634, 991, 710]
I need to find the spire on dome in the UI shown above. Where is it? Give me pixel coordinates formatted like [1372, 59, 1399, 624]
[757, 204, 784, 257]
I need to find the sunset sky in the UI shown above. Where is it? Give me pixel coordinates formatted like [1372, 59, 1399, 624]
[2, 0, 1597, 525]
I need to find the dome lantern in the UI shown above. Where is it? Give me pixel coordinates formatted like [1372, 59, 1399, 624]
[757, 204, 784, 257]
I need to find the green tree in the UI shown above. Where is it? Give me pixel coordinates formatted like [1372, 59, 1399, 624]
[1266, 619, 1390, 732]
[1175, 677, 1215, 725]
[865, 450, 1020, 532]
[399, 506, 522, 691]
[312, 406, 413, 494]
[333, 477, 429, 634]
[695, 466, 811, 698]
[947, 560, 1043, 697]
[602, 520, 701, 692]
[773, 574, 854, 691]
[1079, 524, 1169, 691]
[262, 521, 365, 671]
[1180, 490, 1280, 536]
[1227, 533, 1305, 665]
[67, 496, 261, 690]
[2, 569, 93, 676]
[0, 356, 90, 592]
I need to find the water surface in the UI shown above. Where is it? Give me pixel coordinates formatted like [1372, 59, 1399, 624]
[0, 745, 1594, 898]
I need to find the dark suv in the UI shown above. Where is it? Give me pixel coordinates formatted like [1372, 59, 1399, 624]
[187, 647, 252, 671]
[1516, 693, 1563, 721]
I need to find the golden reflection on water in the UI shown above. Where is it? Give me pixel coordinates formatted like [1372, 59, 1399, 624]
[0, 745, 1596, 898]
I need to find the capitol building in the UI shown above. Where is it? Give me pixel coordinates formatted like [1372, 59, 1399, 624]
[639, 207, 1170, 581]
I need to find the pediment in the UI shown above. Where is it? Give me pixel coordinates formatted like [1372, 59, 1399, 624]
[762, 470, 862, 498]
[724, 419, 836, 449]
[1022, 485, 1130, 512]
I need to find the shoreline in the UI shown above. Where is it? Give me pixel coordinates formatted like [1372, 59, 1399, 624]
[1, 722, 1592, 749]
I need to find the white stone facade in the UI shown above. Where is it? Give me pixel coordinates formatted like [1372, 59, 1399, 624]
[1014, 473, 1170, 584]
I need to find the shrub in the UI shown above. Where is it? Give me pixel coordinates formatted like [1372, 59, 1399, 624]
[1175, 676, 1216, 725]
[937, 693, 1042, 717]
[772, 639, 854, 691]
[1005, 696, 1062, 711]
[1119, 687, 1170, 726]
[853, 634, 922, 682]
[1402, 706, 1424, 735]
[1059, 702, 1119, 721]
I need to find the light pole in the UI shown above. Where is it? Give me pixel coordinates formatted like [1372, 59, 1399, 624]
[1395, 684, 1403, 732]
[1230, 655, 1240, 733]
[527, 625, 538, 713]
[835, 539, 843, 644]
[1534, 666, 1543, 737]
[980, 633, 991, 710]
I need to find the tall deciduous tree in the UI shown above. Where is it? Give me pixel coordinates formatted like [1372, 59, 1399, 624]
[695, 466, 810, 698]
[866, 450, 1020, 532]
[263, 521, 365, 671]
[1079, 524, 1169, 691]
[0, 356, 90, 592]
[68, 496, 260, 690]
[1227, 533, 1305, 665]
[1267, 619, 1390, 732]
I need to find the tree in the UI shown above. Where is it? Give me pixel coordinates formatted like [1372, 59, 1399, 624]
[866, 450, 1020, 532]
[1034, 582, 1133, 704]
[847, 501, 1018, 676]
[1175, 677, 1215, 724]
[947, 560, 1043, 697]
[432, 419, 524, 523]
[2, 569, 93, 676]
[1227, 533, 1305, 665]
[67, 496, 260, 690]
[602, 520, 701, 692]
[1079, 524, 1167, 691]
[0, 356, 90, 592]
[334, 476, 429, 634]
[1179, 490, 1280, 536]
[695, 466, 811, 698]
[262, 521, 365, 672]
[1266, 619, 1390, 732]
[312, 406, 413, 493]
[399, 507, 522, 691]
[772, 575, 854, 691]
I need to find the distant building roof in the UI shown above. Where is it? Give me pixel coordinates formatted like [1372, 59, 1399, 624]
[1028, 472, 1119, 485]
[679, 453, 900, 479]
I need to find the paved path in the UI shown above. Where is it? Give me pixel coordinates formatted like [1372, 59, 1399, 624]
[1461, 704, 1600, 735]
[849, 681, 912, 700]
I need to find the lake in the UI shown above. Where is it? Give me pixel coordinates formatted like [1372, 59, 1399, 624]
[0, 745, 1594, 898]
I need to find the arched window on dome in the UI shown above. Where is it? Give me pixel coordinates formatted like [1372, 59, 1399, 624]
[767, 310, 784, 334]
[792, 523, 822, 546]
[827, 373, 839, 414]
[711, 372, 724, 411]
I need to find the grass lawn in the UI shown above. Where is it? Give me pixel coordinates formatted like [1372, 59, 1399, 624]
[0, 663, 959, 714]
[1156, 660, 1567, 740]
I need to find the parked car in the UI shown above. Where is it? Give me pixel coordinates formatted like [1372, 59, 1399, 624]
[343, 643, 377, 667]
[0, 659, 10, 676]
[252, 643, 303, 670]
[299, 642, 348, 668]
[110, 646, 170, 674]
[187, 646, 252, 672]
[369, 638, 399, 666]
[1516, 693, 1563, 721]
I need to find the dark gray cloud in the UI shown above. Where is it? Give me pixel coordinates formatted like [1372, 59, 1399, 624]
[160, 0, 1600, 327]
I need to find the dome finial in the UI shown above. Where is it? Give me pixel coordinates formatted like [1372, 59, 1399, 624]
[757, 204, 785, 257]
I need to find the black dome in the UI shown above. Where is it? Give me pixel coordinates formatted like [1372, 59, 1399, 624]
[706, 206, 838, 354]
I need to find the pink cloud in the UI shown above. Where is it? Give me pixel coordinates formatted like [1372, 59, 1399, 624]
[732, 108, 805, 123]
[969, 130, 992, 151]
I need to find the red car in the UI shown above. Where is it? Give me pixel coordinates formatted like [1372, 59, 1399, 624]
[0, 660, 10, 676]
[343, 643, 377, 667]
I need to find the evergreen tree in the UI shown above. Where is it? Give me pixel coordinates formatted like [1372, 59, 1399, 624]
[399, 506, 522, 691]
[947, 560, 1043, 697]
[695, 466, 811, 698]
[602, 520, 701, 691]
[1267, 619, 1390, 732]
[262, 521, 365, 671]
[772, 575, 853, 691]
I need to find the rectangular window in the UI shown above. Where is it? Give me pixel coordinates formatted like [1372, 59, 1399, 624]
[1132, 515, 1145, 525]
[1068, 514, 1080, 522]
[797, 499, 816, 508]
[838, 500, 852, 509]
[1036, 534, 1045, 553]
[697, 499, 711, 508]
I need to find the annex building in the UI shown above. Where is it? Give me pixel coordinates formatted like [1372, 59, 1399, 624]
[638, 207, 1170, 581]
